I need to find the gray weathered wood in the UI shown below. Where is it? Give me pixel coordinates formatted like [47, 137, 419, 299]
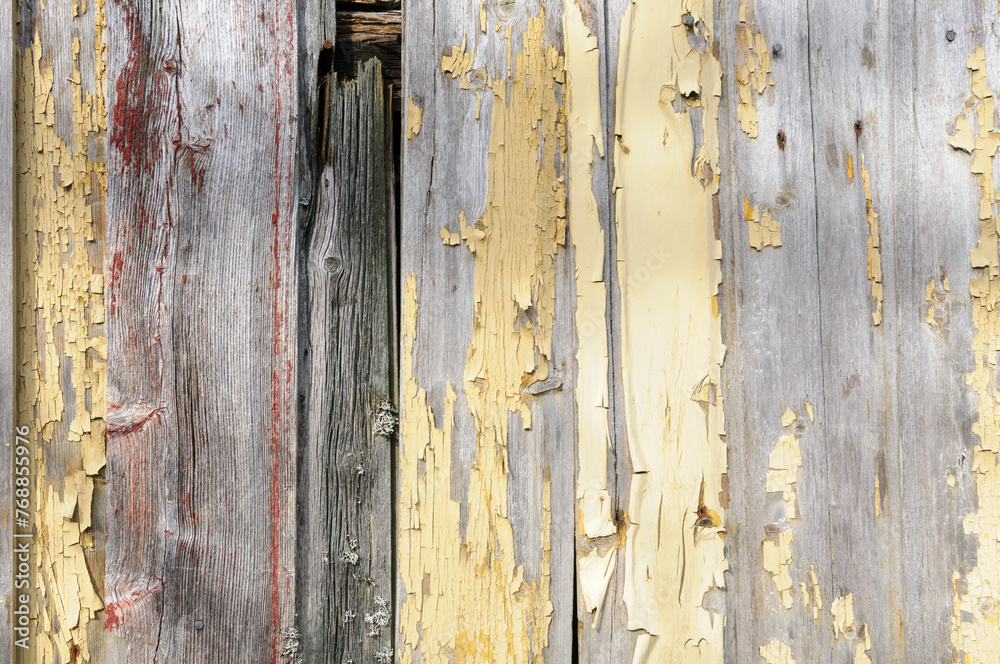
[399, 1, 574, 660]
[806, 1, 907, 660]
[717, 0, 832, 659]
[1, 0, 12, 657]
[298, 59, 394, 663]
[104, 1, 299, 660]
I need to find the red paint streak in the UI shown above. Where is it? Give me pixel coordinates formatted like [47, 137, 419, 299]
[110, 0, 166, 172]
[107, 251, 124, 315]
[103, 579, 164, 634]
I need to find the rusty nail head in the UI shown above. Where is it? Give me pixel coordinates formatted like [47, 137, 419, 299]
[195, 620, 205, 630]
[946, 30, 956, 42]
[772, 43, 783, 56]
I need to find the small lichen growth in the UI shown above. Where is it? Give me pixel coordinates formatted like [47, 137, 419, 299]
[374, 646, 393, 663]
[343, 610, 356, 623]
[365, 596, 391, 637]
[341, 535, 359, 565]
[280, 626, 302, 664]
[373, 399, 398, 437]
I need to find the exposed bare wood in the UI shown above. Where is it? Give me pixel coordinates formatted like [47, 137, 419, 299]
[103, 1, 299, 660]
[297, 59, 395, 663]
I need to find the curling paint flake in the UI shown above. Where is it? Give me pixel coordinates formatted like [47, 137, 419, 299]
[948, 46, 1000, 664]
[759, 640, 796, 664]
[766, 409, 802, 520]
[399, 13, 563, 663]
[860, 155, 884, 326]
[736, 0, 775, 138]
[613, 0, 727, 660]
[762, 528, 794, 609]
[407, 97, 422, 139]
[565, 0, 614, 544]
[745, 198, 782, 250]
[15, 3, 108, 661]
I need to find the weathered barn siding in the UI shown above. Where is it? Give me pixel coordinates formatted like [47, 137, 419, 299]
[1, 0, 13, 656]
[103, 1, 300, 660]
[9, 0, 1000, 663]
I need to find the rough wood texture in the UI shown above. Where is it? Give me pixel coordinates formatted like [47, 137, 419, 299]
[298, 59, 394, 663]
[335, 11, 400, 91]
[1, 0, 13, 655]
[104, 1, 299, 661]
[399, 2, 574, 661]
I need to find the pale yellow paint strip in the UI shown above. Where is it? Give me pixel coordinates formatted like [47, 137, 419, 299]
[565, 0, 614, 542]
[399, 13, 563, 663]
[15, 3, 108, 661]
[949, 45, 1000, 664]
[766, 412, 802, 521]
[614, 0, 727, 660]
[762, 529, 794, 609]
[579, 547, 617, 627]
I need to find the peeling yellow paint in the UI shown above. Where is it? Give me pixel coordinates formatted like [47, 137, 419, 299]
[579, 547, 617, 627]
[762, 528, 794, 609]
[441, 35, 476, 84]
[745, 198, 781, 250]
[759, 639, 796, 664]
[805, 402, 814, 423]
[407, 97, 423, 139]
[736, 0, 774, 138]
[766, 410, 802, 520]
[614, 0, 727, 659]
[565, 0, 614, 544]
[15, 2, 108, 661]
[860, 155, 883, 326]
[439, 225, 460, 246]
[831, 593, 856, 639]
[847, 154, 855, 180]
[400, 13, 563, 663]
[949, 45, 1000, 664]
[874, 472, 881, 518]
[804, 565, 823, 621]
[480, 3, 487, 33]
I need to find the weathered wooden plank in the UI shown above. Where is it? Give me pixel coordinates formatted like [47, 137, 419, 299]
[13, 1, 109, 661]
[717, 0, 832, 661]
[893, 5, 979, 658]
[297, 59, 394, 663]
[805, 0, 909, 661]
[1, 0, 13, 657]
[398, 2, 574, 661]
[103, 2, 299, 661]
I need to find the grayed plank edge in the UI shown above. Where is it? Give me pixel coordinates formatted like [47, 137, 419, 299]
[298, 59, 394, 663]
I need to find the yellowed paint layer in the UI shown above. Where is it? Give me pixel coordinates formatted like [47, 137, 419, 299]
[949, 46, 1000, 664]
[441, 35, 475, 82]
[399, 13, 563, 663]
[406, 97, 423, 139]
[565, 0, 614, 544]
[766, 410, 801, 521]
[736, 0, 774, 138]
[579, 547, 617, 627]
[759, 640, 795, 664]
[614, 0, 727, 660]
[805, 565, 823, 621]
[860, 155, 883, 326]
[762, 528, 794, 609]
[15, 3, 108, 662]
[847, 155, 855, 180]
[745, 198, 781, 250]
